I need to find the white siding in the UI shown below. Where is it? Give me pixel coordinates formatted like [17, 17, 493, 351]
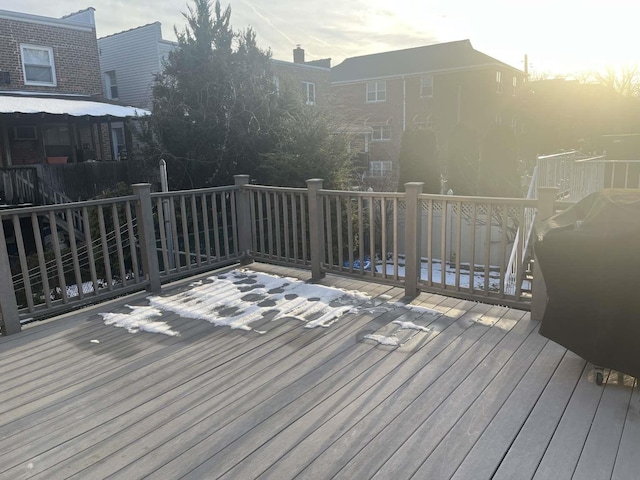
[98, 22, 177, 110]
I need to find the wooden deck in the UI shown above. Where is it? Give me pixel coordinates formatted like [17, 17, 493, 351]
[0, 263, 637, 480]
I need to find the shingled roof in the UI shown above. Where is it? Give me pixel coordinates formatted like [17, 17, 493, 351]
[331, 39, 521, 83]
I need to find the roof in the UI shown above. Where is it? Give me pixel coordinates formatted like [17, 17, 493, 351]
[331, 40, 522, 83]
[0, 94, 150, 118]
[0, 8, 95, 32]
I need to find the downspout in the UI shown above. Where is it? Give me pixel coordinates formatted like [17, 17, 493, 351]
[402, 76, 406, 132]
[457, 83, 462, 124]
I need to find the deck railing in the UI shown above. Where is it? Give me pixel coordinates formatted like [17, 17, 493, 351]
[0, 176, 560, 335]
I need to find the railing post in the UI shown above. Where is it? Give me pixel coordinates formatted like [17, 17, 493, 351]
[531, 187, 558, 321]
[132, 183, 161, 293]
[404, 182, 423, 298]
[307, 178, 325, 281]
[0, 216, 21, 335]
[234, 175, 253, 265]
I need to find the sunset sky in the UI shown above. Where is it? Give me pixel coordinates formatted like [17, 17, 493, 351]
[3, 0, 639, 77]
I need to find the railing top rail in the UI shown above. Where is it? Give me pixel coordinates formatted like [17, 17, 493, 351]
[244, 184, 306, 194]
[575, 157, 640, 164]
[319, 189, 405, 199]
[0, 195, 139, 217]
[150, 184, 239, 199]
[536, 150, 584, 161]
[418, 193, 538, 206]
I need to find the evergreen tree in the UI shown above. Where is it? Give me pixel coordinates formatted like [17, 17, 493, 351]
[149, 0, 278, 188]
[144, 0, 353, 190]
[256, 81, 352, 189]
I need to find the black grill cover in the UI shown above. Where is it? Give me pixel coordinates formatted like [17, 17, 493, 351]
[534, 189, 640, 378]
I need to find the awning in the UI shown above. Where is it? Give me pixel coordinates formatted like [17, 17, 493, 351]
[0, 94, 150, 118]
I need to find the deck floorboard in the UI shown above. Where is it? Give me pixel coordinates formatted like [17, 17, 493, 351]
[0, 263, 636, 480]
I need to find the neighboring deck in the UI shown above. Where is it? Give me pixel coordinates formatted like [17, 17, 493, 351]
[0, 264, 637, 480]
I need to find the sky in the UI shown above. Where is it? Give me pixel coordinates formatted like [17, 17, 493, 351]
[4, 0, 640, 77]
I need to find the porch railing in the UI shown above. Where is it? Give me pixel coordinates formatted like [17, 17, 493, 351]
[0, 176, 559, 335]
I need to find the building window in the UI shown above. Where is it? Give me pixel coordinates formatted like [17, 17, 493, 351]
[105, 71, 119, 99]
[303, 81, 315, 105]
[420, 75, 434, 98]
[13, 126, 37, 140]
[495, 113, 502, 125]
[371, 124, 391, 141]
[512, 76, 517, 96]
[495, 71, 502, 93]
[413, 113, 434, 130]
[369, 161, 392, 177]
[20, 45, 56, 86]
[366, 81, 386, 102]
[111, 124, 126, 160]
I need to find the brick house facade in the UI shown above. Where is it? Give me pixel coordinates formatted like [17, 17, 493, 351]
[272, 47, 331, 107]
[0, 8, 101, 95]
[331, 40, 524, 188]
[0, 7, 148, 190]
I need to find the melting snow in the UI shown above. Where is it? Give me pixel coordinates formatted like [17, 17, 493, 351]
[100, 269, 374, 335]
[364, 334, 400, 346]
[147, 270, 370, 331]
[100, 305, 180, 336]
[392, 320, 430, 332]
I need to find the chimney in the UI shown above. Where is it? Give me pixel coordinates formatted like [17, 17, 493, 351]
[293, 45, 305, 64]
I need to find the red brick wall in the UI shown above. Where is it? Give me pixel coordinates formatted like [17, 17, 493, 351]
[0, 17, 102, 95]
[272, 62, 331, 106]
[332, 67, 524, 166]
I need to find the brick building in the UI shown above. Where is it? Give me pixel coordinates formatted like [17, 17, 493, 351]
[0, 7, 148, 177]
[271, 46, 331, 107]
[331, 40, 525, 185]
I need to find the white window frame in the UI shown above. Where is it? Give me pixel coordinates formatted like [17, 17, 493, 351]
[111, 123, 126, 160]
[371, 124, 391, 141]
[369, 160, 393, 177]
[20, 44, 56, 87]
[420, 75, 434, 98]
[303, 81, 315, 105]
[512, 76, 517, 96]
[366, 81, 386, 103]
[105, 71, 119, 100]
[495, 71, 502, 93]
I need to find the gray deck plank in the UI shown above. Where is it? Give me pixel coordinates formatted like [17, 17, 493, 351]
[0, 319, 304, 477]
[0, 314, 223, 428]
[436, 341, 567, 480]
[222, 304, 513, 480]
[365, 317, 546, 480]
[532, 365, 608, 480]
[0, 264, 636, 480]
[96, 309, 406, 479]
[572, 377, 635, 480]
[1, 275, 396, 477]
[46, 287, 406, 478]
[612, 381, 640, 480]
[185, 303, 457, 479]
[491, 351, 587, 480]
[288, 307, 531, 480]
[324, 312, 537, 480]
